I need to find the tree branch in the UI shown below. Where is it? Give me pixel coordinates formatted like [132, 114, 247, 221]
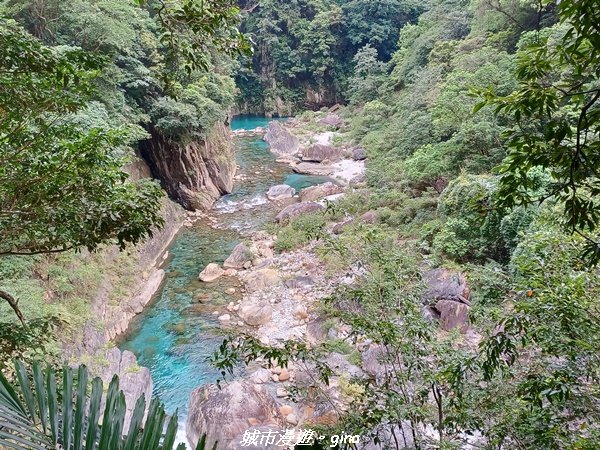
[0, 290, 26, 325]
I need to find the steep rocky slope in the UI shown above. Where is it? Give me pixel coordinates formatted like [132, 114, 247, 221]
[141, 122, 236, 211]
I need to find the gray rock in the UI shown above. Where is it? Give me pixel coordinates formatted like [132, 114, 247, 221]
[332, 218, 355, 234]
[244, 269, 280, 293]
[275, 202, 325, 224]
[239, 300, 273, 326]
[435, 300, 470, 332]
[292, 162, 334, 176]
[302, 144, 342, 163]
[318, 113, 344, 129]
[223, 243, 253, 270]
[186, 381, 283, 450]
[141, 122, 235, 211]
[101, 349, 153, 434]
[360, 210, 378, 224]
[199, 263, 224, 282]
[266, 184, 296, 201]
[249, 368, 272, 384]
[306, 317, 329, 344]
[352, 147, 367, 161]
[325, 352, 365, 379]
[299, 182, 343, 202]
[284, 276, 315, 290]
[423, 268, 471, 304]
[264, 121, 300, 156]
[361, 345, 387, 379]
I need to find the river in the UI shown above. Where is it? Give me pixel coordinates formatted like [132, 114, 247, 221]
[119, 116, 332, 444]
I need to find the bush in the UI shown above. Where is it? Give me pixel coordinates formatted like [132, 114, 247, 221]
[274, 213, 327, 252]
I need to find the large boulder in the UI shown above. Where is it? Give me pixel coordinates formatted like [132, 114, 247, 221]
[299, 182, 343, 202]
[292, 162, 334, 176]
[264, 121, 300, 156]
[266, 184, 296, 201]
[435, 300, 470, 332]
[423, 269, 471, 304]
[223, 243, 253, 270]
[244, 269, 281, 292]
[275, 202, 325, 224]
[199, 263, 224, 282]
[186, 381, 283, 450]
[424, 269, 471, 333]
[302, 144, 342, 163]
[238, 300, 273, 326]
[318, 113, 343, 129]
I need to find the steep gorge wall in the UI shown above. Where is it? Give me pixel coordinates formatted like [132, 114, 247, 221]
[62, 158, 186, 422]
[140, 122, 236, 211]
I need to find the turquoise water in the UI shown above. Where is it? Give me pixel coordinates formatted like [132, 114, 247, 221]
[119, 116, 335, 442]
[229, 115, 283, 131]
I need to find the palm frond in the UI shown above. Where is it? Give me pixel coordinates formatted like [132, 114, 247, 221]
[0, 360, 214, 450]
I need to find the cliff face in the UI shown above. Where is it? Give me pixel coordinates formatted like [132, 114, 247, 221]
[140, 122, 236, 211]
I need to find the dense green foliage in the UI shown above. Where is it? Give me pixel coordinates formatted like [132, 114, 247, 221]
[216, 0, 600, 448]
[0, 0, 245, 377]
[0, 360, 215, 449]
[235, 0, 424, 114]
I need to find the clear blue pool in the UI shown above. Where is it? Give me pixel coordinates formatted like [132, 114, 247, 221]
[118, 115, 335, 444]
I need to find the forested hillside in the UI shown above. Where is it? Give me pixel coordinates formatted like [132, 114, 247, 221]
[1, 0, 599, 449]
[235, 0, 424, 115]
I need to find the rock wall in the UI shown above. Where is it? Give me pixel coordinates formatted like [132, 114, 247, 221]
[140, 122, 236, 211]
[61, 157, 186, 421]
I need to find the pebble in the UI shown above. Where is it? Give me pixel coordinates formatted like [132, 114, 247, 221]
[218, 314, 231, 322]
[271, 374, 280, 382]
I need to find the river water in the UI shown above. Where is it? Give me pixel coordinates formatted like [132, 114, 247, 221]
[119, 116, 331, 444]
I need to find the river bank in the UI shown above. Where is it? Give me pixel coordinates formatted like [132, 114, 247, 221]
[116, 115, 347, 445]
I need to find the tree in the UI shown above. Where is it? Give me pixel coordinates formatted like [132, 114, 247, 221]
[0, 20, 164, 321]
[477, 0, 600, 262]
[0, 360, 214, 449]
[346, 45, 388, 105]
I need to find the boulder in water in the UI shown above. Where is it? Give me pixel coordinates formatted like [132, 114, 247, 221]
[266, 184, 296, 201]
[186, 380, 283, 450]
[223, 243, 253, 270]
[199, 263, 224, 282]
[264, 121, 300, 156]
[292, 162, 334, 176]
